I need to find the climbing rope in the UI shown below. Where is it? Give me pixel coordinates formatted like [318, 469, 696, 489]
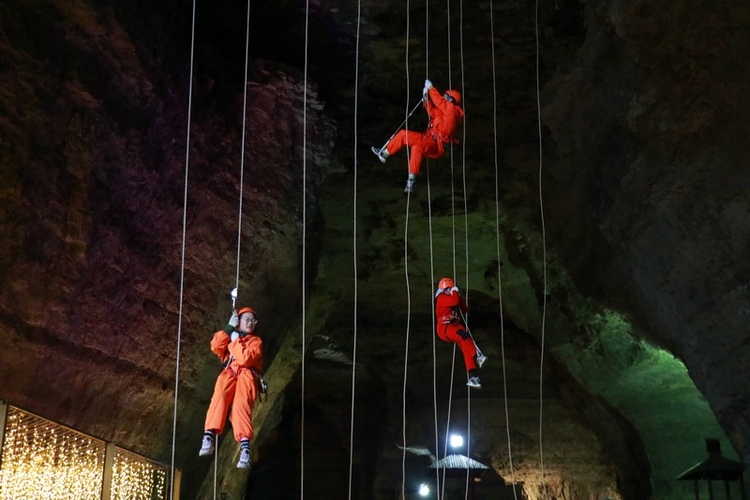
[233, 0, 252, 293]
[420, 0, 446, 495]
[210, 1, 254, 498]
[430, 1, 479, 497]
[534, 0, 549, 496]
[455, 2, 476, 497]
[401, 193, 413, 500]
[447, 0, 458, 281]
[346, 0, 362, 498]
[212, 435, 218, 500]
[400, 0, 415, 496]
[459, 0, 469, 315]
[440, 0, 461, 495]
[425, 165, 446, 497]
[425, 164, 459, 500]
[487, 0, 518, 495]
[168, 0, 197, 498]
[301, 0, 310, 497]
[439, 345, 457, 500]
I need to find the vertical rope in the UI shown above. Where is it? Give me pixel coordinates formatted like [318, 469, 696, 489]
[401, 196, 412, 500]
[448, 2, 478, 498]
[425, 0, 429, 75]
[423, 0, 443, 496]
[300, 0, 310, 497]
[456, 2, 473, 495]
[489, 0, 518, 496]
[465, 386, 471, 500]
[441, 1, 469, 497]
[440, 345, 456, 500]
[401, 0, 413, 496]
[212, 436, 218, 500]
[234, 0, 252, 292]
[447, 0, 457, 281]
[168, 1, 196, 498]
[347, 0, 362, 498]
[426, 165, 443, 496]
[535, 0, 549, 496]
[459, 0, 469, 305]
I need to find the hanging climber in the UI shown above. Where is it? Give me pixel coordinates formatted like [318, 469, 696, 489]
[198, 306, 265, 469]
[434, 277, 487, 388]
[371, 79, 464, 193]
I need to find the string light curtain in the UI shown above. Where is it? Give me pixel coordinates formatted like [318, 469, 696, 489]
[0, 405, 167, 500]
[113, 447, 167, 500]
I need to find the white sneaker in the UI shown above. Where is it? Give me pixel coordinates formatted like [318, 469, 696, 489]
[467, 376, 482, 389]
[404, 178, 416, 193]
[476, 354, 488, 369]
[198, 434, 214, 456]
[371, 146, 388, 163]
[237, 447, 251, 469]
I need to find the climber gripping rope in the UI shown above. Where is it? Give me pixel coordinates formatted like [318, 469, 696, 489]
[371, 79, 464, 193]
[199, 306, 266, 469]
[434, 277, 487, 388]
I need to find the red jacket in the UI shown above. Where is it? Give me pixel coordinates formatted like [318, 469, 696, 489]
[435, 290, 468, 325]
[424, 86, 464, 145]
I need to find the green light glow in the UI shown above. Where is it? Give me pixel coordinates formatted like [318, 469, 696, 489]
[553, 308, 735, 499]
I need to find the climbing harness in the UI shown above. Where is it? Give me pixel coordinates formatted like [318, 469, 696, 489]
[251, 367, 268, 401]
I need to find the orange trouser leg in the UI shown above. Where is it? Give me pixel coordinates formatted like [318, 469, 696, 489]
[386, 130, 442, 176]
[437, 323, 478, 371]
[385, 130, 422, 156]
[204, 370, 236, 435]
[408, 136, 441, 176]
[230, 369, 258, 442]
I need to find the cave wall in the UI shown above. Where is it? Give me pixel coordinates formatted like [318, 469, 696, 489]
[0, 0, 338, 494]
[543, 0, 750, 464]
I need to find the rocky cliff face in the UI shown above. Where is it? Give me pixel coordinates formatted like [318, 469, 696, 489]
[1, 0, 748, 499]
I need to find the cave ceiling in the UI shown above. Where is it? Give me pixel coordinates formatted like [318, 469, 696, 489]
[1, 0, 749, 499]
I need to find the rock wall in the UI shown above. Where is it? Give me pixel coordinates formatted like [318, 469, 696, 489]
[543, 0, 750, 464]
[0, 1, 338, 494]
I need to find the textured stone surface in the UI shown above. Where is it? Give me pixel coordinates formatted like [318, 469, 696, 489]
[0, 0, 748, 499]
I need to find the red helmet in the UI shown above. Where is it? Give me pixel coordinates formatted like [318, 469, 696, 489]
[237, 307, 258, 322]
[444, 89, 461, 106]
[438, 277, 455, 290]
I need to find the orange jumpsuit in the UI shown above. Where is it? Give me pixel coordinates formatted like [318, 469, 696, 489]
[435, 290, 477, 372]
[203, 328, 263, 442]
[385, 86, 464, 176]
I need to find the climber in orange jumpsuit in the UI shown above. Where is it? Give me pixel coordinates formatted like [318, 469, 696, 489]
[371, 79, 464, 193]
[198, 306, 264, 469]
[434, 277, 487, 389]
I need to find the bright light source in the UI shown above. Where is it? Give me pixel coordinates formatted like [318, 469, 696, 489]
[418, 483, 430, 497]
[449, 433, 464, 448]
[1, 406, 167, 499]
